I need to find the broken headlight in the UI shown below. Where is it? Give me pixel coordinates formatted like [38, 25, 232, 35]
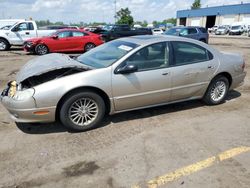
[12, 88, 35, 101]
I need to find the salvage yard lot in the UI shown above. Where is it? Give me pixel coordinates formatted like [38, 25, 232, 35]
[0, 37, 250, 188]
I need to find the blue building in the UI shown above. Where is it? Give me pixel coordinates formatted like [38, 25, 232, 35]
[176, 3, 250, 28]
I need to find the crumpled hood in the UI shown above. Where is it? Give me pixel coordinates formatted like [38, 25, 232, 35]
[16, 53, 88, 83]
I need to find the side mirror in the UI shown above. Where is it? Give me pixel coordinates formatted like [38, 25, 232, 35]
[52, 35, 58, 39]
[116, 64, 138, 74]
[11, 27, 18, 32]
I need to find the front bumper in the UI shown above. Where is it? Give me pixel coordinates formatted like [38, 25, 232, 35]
[1, 87, 56, 123]
[23, 42, 35, 52]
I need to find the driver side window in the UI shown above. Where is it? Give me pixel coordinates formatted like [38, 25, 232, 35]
[58, 31, 71, 38]
[124, 42, 169, 71]
[17, 23, 28, 31]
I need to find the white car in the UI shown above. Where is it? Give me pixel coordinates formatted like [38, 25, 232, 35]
[152, 28, 164, 35]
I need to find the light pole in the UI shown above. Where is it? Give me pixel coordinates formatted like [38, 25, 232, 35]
[114, 0, 117, 24]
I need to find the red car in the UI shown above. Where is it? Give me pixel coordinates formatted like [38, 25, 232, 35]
[23, 29, 104, 55]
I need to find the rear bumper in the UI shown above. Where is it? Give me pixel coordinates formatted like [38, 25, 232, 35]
[230, 72, 247, 90]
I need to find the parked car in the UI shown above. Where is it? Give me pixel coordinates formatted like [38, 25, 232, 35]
[208, 25, 218, 33]
[100, 24, 152, 42]
[152, 28, 164, 35]
[164, 26, 209, 43]
[215, 25, 229, 35]
[229, 25, 244, 35]
[1, 35, 246, 131]
[23, 29, 103, 55]
[0, 20, 55, 51]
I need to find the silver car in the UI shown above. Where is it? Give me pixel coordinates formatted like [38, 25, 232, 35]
[0, 35, 246, 131]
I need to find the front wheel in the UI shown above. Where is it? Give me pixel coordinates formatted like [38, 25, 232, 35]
[203, 76, 229, 105]
[0, 39, 10, 51]
[60, 91, 105, 131]
[35, 44, 49, 55]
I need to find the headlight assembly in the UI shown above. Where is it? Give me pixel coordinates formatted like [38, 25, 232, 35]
[12, 88, 35, 101]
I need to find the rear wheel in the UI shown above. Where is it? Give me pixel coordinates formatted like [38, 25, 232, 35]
[60, 91, 105, 131]
[0, 39, 10, 51]
[35, 44, 49, 55]
[203, 76, 229, 105]
[84, 43, 96, 52]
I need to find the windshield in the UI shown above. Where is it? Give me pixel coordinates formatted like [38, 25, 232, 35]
[77, 40, 139, 68]
[218, 26, 226, 29]
[232, 26, 241, 30]
[165, 28, 181, 35]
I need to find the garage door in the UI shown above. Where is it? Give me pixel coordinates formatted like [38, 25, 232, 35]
[222, 15, 235, 25]
[190, 18, 200, 26]
[242, 15, 250, 25]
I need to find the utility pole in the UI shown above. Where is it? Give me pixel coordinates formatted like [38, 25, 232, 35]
[114, 0, 117, 24]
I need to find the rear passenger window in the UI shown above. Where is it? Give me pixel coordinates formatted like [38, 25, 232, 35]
[199, 27, 207, 33]
[72, 32, 84, 37]
[172, 41, 212, 65]
[188, 28, 197, 34]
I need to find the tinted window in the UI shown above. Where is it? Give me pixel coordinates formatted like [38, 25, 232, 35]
[58, 31, 71, 38]
[188, 28, 197, 34]
[165, 28, 182, 35]
[124, 42, 169, 71]
[179, 28, 188, 35]
[28, 23, 34, 30]
[172, 41, 211, 65]
[199, 27, 207, 33]
[72, 31, 84, 37]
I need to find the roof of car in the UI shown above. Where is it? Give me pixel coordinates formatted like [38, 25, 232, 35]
[56, 28, 85, 32]
[172, 26, 204, 29]
[116, 35, 186, 45]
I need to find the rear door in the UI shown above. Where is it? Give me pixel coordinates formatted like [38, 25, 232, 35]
[112, 42, 172, 111]
[169, 41, 218, 101]
[70, 31, 88, 51]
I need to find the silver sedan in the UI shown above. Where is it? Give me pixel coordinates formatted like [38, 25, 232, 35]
[1, 35, 246, 131]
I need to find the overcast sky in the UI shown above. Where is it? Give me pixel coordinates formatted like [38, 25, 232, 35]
[0, 0, 250, 24]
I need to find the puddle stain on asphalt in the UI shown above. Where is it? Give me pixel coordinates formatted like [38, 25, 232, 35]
[63, 161, 100, 177]
[5, 161, 100, 188]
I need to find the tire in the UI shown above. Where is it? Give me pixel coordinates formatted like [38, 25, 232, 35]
[60, 91, 105, 131]
[84, 43, 96, 52]
[203, 76, 229, 105]
[0, 38, 10, 51]
[35, 44, 49, 55]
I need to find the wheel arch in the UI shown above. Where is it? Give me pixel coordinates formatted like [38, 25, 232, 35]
[212, 72, 232, 87]
[0, 37, 11, 49]
[55, 86, 111, 121]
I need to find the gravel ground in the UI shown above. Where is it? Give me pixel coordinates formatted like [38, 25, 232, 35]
[0, 37, 249, 188]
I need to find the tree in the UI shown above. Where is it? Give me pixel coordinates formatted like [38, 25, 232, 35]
[116, 8, 134, 26]
[191, 0, 201, 9]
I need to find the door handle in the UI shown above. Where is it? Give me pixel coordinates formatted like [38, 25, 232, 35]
[162, 72, 169, 76]
[208, 65, 214, 69]
[25, 32, 30, 35]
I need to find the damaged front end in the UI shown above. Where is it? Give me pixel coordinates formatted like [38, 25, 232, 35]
[20, 67, 85, 88]
[0, 53, 91, 123]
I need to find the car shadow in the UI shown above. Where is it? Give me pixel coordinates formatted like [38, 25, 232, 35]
[16, 90, 241, 134]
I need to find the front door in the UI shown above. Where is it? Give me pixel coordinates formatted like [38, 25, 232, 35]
[112, 42, 172, 111]
[8, 22, 36, 45]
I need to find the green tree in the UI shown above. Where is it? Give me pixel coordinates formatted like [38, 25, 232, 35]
[191, 0, 201, 9]
[116, 8, 134, 26]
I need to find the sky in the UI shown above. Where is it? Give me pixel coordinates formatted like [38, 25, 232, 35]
[0, 0, 250, 24]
